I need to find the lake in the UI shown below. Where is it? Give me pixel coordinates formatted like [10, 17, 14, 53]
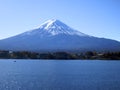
[0, 60, 120, 90]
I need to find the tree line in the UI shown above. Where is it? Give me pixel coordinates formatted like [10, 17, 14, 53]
[0, 50, 120, 60]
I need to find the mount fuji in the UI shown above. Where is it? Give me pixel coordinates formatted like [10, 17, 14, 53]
[0, 19, 120, 52]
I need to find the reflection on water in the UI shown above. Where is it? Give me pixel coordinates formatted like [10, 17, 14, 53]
[0, 60, 120, 90]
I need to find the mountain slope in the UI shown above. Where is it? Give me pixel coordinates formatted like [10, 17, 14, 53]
[0, 19, 120, 52]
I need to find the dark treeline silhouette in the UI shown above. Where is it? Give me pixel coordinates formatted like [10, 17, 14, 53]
[0, 50, 120, 60]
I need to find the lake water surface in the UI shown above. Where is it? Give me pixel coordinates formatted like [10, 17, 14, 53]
[0, 59, 120, 90]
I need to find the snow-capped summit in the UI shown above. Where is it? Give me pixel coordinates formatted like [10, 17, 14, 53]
[0, 19, 120, 52]
[39, 19, 71, 30]
[40, 19, 59, 29]
[23, 19, 88, 36]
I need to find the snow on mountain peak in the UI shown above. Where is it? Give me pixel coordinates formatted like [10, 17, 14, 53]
[37, 19, 88, 36]
[22, 19, 88, 37]
[40, 19, 59, 30]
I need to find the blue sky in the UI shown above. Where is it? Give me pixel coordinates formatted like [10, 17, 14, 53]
[0, 0, 120, 41]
